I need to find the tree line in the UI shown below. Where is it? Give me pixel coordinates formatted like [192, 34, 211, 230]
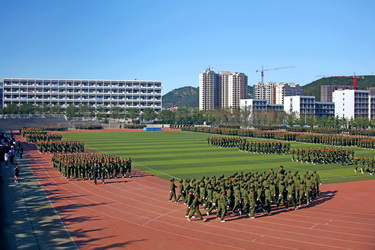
[1, 104, 374, 128]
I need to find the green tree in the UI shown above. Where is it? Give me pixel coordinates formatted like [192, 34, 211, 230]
[3, 104, 19, 114]
[18, 103, 34, 114]
[66, 105, 78, 118]
[96, 106, 107, 120]
[127, 108, 139, 121]
[157, 110, 175, 124]
[111, 106, 124, 120]
[50, 105, 63, 114]
[143, 108, 156, 121]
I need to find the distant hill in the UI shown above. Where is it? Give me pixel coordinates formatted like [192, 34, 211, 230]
[162, 85, 254, 108]
[303, 75, 375, 101]
[162, 86, 198, 108]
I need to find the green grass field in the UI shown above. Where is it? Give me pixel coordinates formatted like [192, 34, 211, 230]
[59, 131, 375, 184]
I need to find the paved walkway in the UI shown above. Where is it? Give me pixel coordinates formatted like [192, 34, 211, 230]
[0, 147, 77, 249]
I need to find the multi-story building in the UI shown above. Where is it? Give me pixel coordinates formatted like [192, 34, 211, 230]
[0, 81, 3, 108]
[254, 82, 302, 105]
[240, 99, 267, 112]
[240, 99, 283, 112]
[332, 89, 370, 119]
[265, 82, 276, 104]
[267, 104, 284, 112]
[284, 96, 316, 118]
[227, 72, 247, 108]
[199, 69, 219, 111]
[284, 96, 334, 119]
[367, 87, 375, 96]
[2, 78, 162, 112]
[218, 71, 231, 108]
[321, 85, 353, 102]
[369, 95, 375, 120]
[315, 102, 335, 117]
[199, 69, 247, 111]
[275, 83, 302, 105]
[254, 82, 266, 100]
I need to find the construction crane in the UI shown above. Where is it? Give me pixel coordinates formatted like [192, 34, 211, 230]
[316, 73, 364, 90]
[207, 64, 222, 71]
[256, 66, 295, 83]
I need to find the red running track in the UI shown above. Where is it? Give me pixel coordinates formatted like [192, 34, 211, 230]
[17, 133, 375, 250]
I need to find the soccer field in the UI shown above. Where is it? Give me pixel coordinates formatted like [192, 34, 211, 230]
[59, 131, 375, 184]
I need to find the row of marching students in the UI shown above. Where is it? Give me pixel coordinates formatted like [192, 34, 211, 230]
[353, 157, 375, 175]
[207, 137, 290, 155]
[51, 153, 132, 184]
[291, 148, 354, 165]
[169, 166, 321, 222]
[37, 141, 84, 153]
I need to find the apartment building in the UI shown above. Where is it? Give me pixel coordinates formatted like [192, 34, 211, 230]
[254, 82, 302, 105]
[275, 83, 302, 105]
[199, 69, 247, 111]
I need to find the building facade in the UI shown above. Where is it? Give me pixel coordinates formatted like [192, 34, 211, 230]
[332, 89, 370, 119]
[2, 78, 162, 112]
[199, 69, 247, 111]
[275, 83, 302, 105]
[254, 82, 265, 100]
[240, 99, 283, 112]
[321, 85, 353, 102]
[284, 96, 334, 119]
[315, 102, 335, 117]
[199, 69, 219, 111]
[254, 82, 302, 105]
[227, 72, 247, 108]
[369, 95, 375, 120]
[0, 81, 3, 108]
[367, 87, 375, 96]
[218, 71, 231, 108]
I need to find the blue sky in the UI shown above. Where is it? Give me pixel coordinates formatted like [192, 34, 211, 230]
[1, 0, 374, 94]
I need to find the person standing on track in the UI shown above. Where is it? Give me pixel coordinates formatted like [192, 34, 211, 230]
[13, 163, 20, 183]
[125, 157, 132, 178]
[19, 144, 24, 159]
[176, 179, 185, 203]
[92, 163, 99, 185]
[169, 179, 177, 203]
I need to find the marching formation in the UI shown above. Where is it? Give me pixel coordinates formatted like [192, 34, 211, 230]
[358, 139, 375, 150]
[239, 141, 290, 154]
[290, 148, 354, 165]
[20, 127, 85, 153]
[37, 141, 84, 153]
[51, 153, 132, 184]
[25, 133, 62, 143]
[207, 137, 290, 154]
[353, 157, 375, 175]
[295, 134, 361, 147]
[207, 137, 245, 148]
[183, 126, 375, 149]
[169, 167, 321, 222]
